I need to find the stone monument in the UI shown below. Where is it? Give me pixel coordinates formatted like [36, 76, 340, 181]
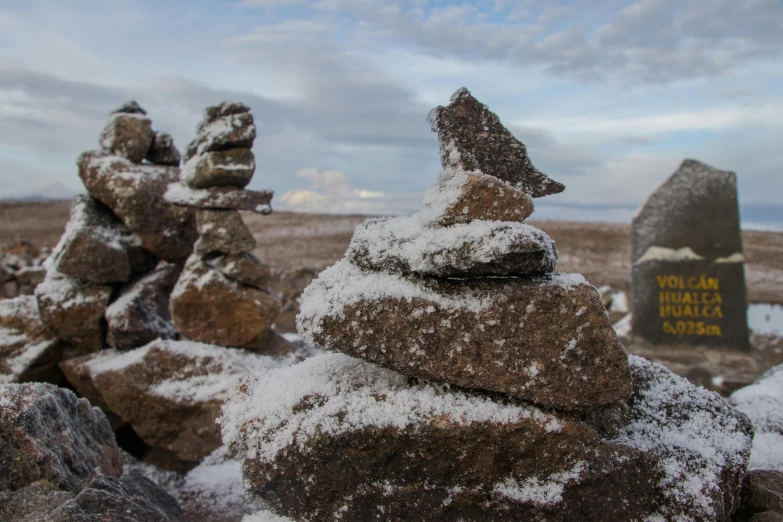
[631, 159, 749, 349]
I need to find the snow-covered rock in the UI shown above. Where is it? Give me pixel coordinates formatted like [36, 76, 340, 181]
[0, 295, 63, 384]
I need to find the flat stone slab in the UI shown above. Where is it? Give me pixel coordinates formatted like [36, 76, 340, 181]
[346, 216, 557, 278]
[60, 339, 309, 463]
[221, 353, 752, 521]
[428, 87, 564, 198]
[163, 183, 272, 214]
[418, 169, 535, 227]
[298, 260, 629, 411]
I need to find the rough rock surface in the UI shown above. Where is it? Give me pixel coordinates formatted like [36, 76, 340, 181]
[222, 353, 752, 522]
[47, 194, 156, 284]
[347, 216, 557, 278]
[730, 363, 783, 471]
[47, 470, 184, 522]
[170, 255, 279, 348]
[735, 470, 783, 521]
[183, 148, 255, 189]
[418, 169, 534, 226]
[78, 151, 198, 262]
[35, 272, 112, 353]
[0, 383, 123, 492]
[105, 263, 181, 349]
[164, 183, 273, 214]
[299, 260, 628, 411]
[65, 340, 307, 463]
[0, 480, 74, 521]
[147, 131, 182, 166]
[195, 209, 257, 255]
[201, 101, 250, 126]
[206, 252, 270, 290]
[428, 87, 564, 198]
[99, 113, 154, 164]
[184, 112, 256, 163]
[0, 296, 63, 384]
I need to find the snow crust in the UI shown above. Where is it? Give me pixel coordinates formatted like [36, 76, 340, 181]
[492, 462, 585, 506]
[634, 246, 705, 265]
[729, 363, 783, 471]
[297, 258, 586, 348]
[611, 355, 753, 520]
[104, 269, 175, 339]
[347, 215, 556, 275]
[35, 270, 106, 310]
[88, 340, 307, 404]
[220, 352, 563, 464]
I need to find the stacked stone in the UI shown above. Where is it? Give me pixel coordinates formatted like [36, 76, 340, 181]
[0, 241, 48, 299]
[222, 88, 755, 521]
[164, 101, 288, 354]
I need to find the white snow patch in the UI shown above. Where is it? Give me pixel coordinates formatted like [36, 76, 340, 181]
[634, 246, 705, 265]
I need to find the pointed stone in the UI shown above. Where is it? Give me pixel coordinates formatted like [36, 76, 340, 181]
[146, 131, 181, 166]
[194, 209, 256, 255]
[111, 101, 147, 116]
[428, 87, 564, 198]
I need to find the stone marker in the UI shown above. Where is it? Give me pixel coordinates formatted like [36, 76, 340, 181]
[631, 159, 749, 349]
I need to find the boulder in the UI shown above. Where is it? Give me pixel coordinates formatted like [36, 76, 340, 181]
[99, 113, 154, 164]
[183, 148, 255, 189]
[105, 263, 181, 349]
[730, 363, 783, 471]
[170, 256, 279, 348]
[47, 194, 156, 284]
[0, 480, 74, 521]
[67, 339, 307, 463]
[298, 260, 629, 411]
[146, 131, 182, 166]
[418, 169, 534, 227]
[0, 296, 64, 384]
[0, 383, 123, 492]
[164, 183, 273, 213]
[427, 87, 564, 197]
[347, 216, 557, 278]
[221, 353, 752, 522]
[47, 470, 184, 522]
[78, 151, 198, 262]
[201, 101, 250, 127]
[194, 209, 257, 255]
[184, 111, 256, 162]
[35, 272, 111, 353]
[735, 470, 783, 521]
[206, 252, 271, 290]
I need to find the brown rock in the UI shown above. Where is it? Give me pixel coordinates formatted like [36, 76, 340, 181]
[206, 252, 270, 290]
[749, 513, 783, 522]
[78, 151, 198, 262]
[299, 260, 628, 412]
[223, 353, 752, 522]
[347, 216, 557, 278]
[105, 263, 182, 349]
[183, 148, 255, 189]
[0, 480, 74, 520]
[47, 194, 156, 284]
[0, 296, 64, 384]
[59, 352, 112, 412]
[47, 470, 184, 522]
[170, 255, 279, 348]
[0, 383, 123, 492]
[146, 131, 182, 166]
[184, 112, 256, 162]
[76, 339, 300, 462]
[195, 209, 257, 255]
[35, 272, 111, 353]
[99, 113, 154, 163]
[418, 169, 534, 226]
[428, 87, 564, 197]
[164, 183, 273, 214]
[201, 101, 250, 127]
[735, 470, 783, 521]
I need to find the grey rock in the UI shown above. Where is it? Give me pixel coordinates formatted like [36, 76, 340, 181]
[427, 87, 564, 198]
[206, 252, 271, 290]
[0, 383, 123, 492]
[183, 148, 255, 189]
[164, 183, 273, 214]
[99, 114, 154, 164]
[184, 112, 255, 162]
[111, 101, 147, 116]
[146, 131, 182, 166]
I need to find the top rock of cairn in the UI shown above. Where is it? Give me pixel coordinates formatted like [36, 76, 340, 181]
[428, 87, 565, 198]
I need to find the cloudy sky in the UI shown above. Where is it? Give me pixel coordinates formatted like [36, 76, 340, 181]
[1, 0, 781, 226]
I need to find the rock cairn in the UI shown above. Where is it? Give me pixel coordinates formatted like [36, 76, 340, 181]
[164, 101, 286, 353]
[0, 241, 48, 299]
[1, 100, 301, 474]
[222, 87, 755, 521]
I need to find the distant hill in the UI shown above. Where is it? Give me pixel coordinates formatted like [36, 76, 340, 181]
[5, 182, 80, 202]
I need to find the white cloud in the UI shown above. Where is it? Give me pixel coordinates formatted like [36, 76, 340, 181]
[279, 168, 391, 214]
